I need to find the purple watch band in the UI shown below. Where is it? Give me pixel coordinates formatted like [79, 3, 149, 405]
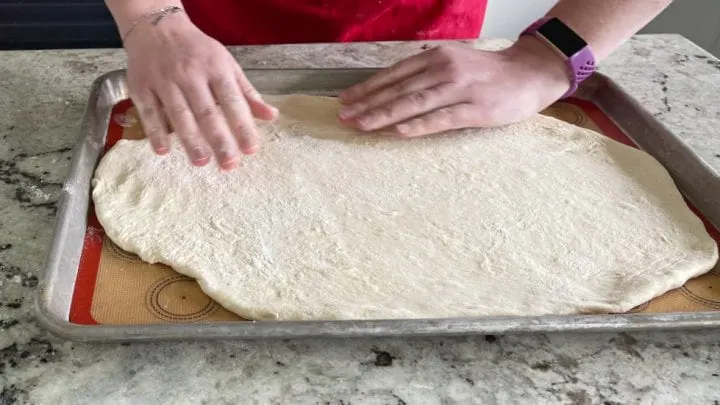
[521, 17, 596, 99]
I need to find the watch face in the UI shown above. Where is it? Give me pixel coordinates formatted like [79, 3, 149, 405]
[537, 17, 587, 57]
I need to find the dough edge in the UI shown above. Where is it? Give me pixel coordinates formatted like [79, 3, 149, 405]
[91, 97, 719, 321]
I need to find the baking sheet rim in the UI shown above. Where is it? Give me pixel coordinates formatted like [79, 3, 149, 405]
[36, 68, 720, 341]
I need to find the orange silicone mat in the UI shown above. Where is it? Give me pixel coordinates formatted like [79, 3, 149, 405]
[69, 98, 720, 325]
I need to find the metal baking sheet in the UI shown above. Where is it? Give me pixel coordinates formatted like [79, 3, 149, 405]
[36, 68, 720, 342]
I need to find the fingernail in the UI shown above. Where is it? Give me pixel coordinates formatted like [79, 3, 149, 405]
[218, 149, 240, 170]
[220, 158, 239, 171]
[191, 147, 211, 166]
[151, 138, 170, 155]
[192, 146, 209, 158]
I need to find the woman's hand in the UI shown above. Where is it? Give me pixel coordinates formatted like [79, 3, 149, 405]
[338, 37, 572, 137]
[124, 13, 277, 170]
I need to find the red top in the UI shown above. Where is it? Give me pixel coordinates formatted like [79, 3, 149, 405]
[182, 0, 488, 45]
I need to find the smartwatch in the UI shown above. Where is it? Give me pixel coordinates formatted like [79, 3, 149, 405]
[521, 17, 596, 99]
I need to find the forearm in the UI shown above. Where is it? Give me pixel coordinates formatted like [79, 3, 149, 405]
[105, 0, 184, 34]
[546, 0, 673, 61]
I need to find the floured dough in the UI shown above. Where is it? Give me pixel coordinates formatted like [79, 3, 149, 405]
[92, 94, 718, 320]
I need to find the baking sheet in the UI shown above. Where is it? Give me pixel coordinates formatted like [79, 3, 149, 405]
[36, 69, 720, 341]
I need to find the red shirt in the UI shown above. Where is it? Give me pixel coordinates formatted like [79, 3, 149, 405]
[182, 0, 488, 45]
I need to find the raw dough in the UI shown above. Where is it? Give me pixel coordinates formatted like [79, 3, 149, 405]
[92, 94, 718, 320]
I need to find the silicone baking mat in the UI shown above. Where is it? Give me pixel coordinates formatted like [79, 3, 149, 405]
[69, 99, 720, 325]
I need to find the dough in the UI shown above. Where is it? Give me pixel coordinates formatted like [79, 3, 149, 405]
[92, 94, 718, 320]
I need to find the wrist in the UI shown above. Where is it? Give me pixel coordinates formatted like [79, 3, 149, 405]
[106, 0, 182, 31]
[106, 1, 188, 44]
[504, 35, 573, 103]
[121, 8, 193, 49]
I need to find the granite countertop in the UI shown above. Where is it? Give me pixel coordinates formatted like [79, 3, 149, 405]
[1, 34, 719, 404]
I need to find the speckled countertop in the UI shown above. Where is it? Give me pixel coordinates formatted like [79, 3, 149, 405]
[1, 34, 719, 405]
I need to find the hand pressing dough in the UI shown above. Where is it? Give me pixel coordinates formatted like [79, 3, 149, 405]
[92, 94, 718, 320]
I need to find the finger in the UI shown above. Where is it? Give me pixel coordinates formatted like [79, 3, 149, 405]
[158, 83, 213, 166]
[394, 103, 477, 138]
[182, 79, 242, 170]
[338, 72, 442, 120]
[132, 91, 170, 155]
[235, 65, 278, 121]
[350, 83, 463, 131]
[211, 75, 262, 156]
[339, 51, 431, 103]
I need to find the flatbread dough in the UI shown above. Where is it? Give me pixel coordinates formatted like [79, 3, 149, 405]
[92, 94, 718, 320]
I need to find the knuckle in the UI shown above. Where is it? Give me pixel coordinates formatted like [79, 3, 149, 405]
[167, 64, 188, 80]
[208, 51, 231, 67]
[400, 118, 426, 136]
[217, 89, 245, 105]
[213, 76, 236, 93]
[470, 96, 489, 110]
[468, 89, 483, 105]
[208, 69, 226, 81]
[205, 56, 223, 71]
[139, 104, 158, 119]
[198, 121, 231, 143]
[242, 83, 261, 99]
[432, 108, 455, 127]
[180, 132, 204, 147]
[194, 105, 218, 121]
[371, 107, 392, 122]
[443, 62, 464, 82]
[406, 90, 430, 107]
[395, 80, 416, 95]
[468, 90, 492, 109]
[348, 101, 369, 113]
[221, 94, 245, 105]
[170, 67, 203, 86]
[172, 75, 196, 90]
[433, 45, 456, 60]
[207, 130, 232, 146]
[143, 126, 165, 137]
[437, 107, 454, 118]
[233, 72, 254, 92]
[165, 103, 191, 117]
[231, 121, 257, 138]
[208, 69, 230, 87]
[408, 118, 425, 131]
[237, 78, 254, 93]
[179, 59, 204, 75]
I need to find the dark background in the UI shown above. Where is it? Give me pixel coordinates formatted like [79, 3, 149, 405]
[0, 0, 120, 50]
